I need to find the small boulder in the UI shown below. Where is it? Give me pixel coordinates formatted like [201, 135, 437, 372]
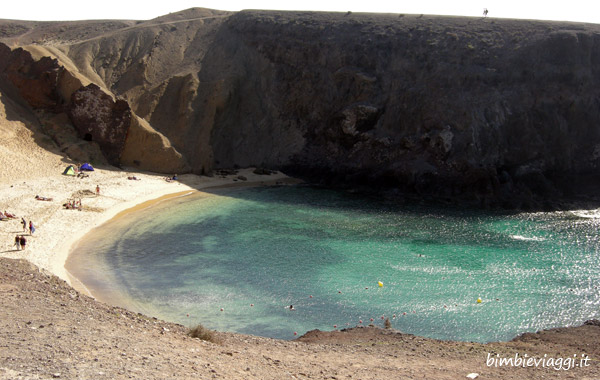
[253, 167, 274, 175]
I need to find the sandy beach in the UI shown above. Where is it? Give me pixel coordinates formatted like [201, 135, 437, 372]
[0, 162, 291, 290]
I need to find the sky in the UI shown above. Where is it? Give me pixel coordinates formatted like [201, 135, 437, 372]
[3, 0, 600, 24]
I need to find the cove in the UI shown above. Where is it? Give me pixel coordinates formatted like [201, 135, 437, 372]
[66, 185, 600, 342]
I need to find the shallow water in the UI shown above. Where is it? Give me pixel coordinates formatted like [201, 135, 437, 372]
[67, 185, 600, 342]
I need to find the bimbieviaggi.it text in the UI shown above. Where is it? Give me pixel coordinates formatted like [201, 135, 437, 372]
[486, 353, 591, 371]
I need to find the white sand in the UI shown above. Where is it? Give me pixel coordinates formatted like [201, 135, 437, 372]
[0, 167, 292, 286]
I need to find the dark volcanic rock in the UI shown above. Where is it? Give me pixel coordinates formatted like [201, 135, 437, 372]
[253, 167, 276, 175]
[67, 84, 132, 165]
[200, 11, 600, 208]
[0, 43, 63, 111]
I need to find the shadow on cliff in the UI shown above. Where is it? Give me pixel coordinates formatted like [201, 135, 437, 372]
[0, 96, 111, 170]
[195, 176, 518, 218]
[196, 168, 600, 214]
[0, 85, 73, 169]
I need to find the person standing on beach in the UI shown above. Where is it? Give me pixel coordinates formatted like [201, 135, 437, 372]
[29, 221, 35, 235]
[21, 217, 27, 232]
[96, 185, 100, 196]
[19, 236, 26, 250]
[14, 235, 21, 250]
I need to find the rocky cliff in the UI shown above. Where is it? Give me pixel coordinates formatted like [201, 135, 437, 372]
[202, 11, 600, 209]
[2, 9, 600, 208]
[0, 41, 189, 173]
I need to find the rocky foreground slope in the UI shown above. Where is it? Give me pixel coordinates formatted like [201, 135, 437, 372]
[2, 9, 600, 208]
[1, 258, 599, 379]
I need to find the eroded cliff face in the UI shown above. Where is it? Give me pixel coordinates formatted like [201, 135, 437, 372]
[67, 84, 131, 164]
[0, 44, 63, 111]
[0, 42, 189, 173]
[2, 10, 600, 208]
[201, 11, 600, 208]
[120, 115, 189, 173]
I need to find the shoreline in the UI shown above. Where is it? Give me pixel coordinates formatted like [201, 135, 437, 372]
[58, 189, 198, 289]
[66, 175, 304, 303]
[63, 189, 200, 298]
[0, 166, 294, 287]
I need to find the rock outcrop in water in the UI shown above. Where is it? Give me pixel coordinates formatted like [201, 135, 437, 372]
[2, 9, 600, 208]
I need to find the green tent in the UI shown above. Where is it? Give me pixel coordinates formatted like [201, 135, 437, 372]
[63, 165, 76, 176]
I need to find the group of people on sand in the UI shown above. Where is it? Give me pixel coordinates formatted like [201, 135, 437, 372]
[14, 235, 27, 250]
[13, 219, 35, 251]
[21, 218, 35, 235]
[64, 199, 82, 211]
[10, 183, 105, 251]
[8, 181, 106, 251]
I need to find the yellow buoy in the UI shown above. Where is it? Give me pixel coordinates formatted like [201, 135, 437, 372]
[477, 297, 482, 303]
[378, 281, 383, 287]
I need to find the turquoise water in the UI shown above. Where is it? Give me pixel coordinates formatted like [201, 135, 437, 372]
[68, 185, 600, 342]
